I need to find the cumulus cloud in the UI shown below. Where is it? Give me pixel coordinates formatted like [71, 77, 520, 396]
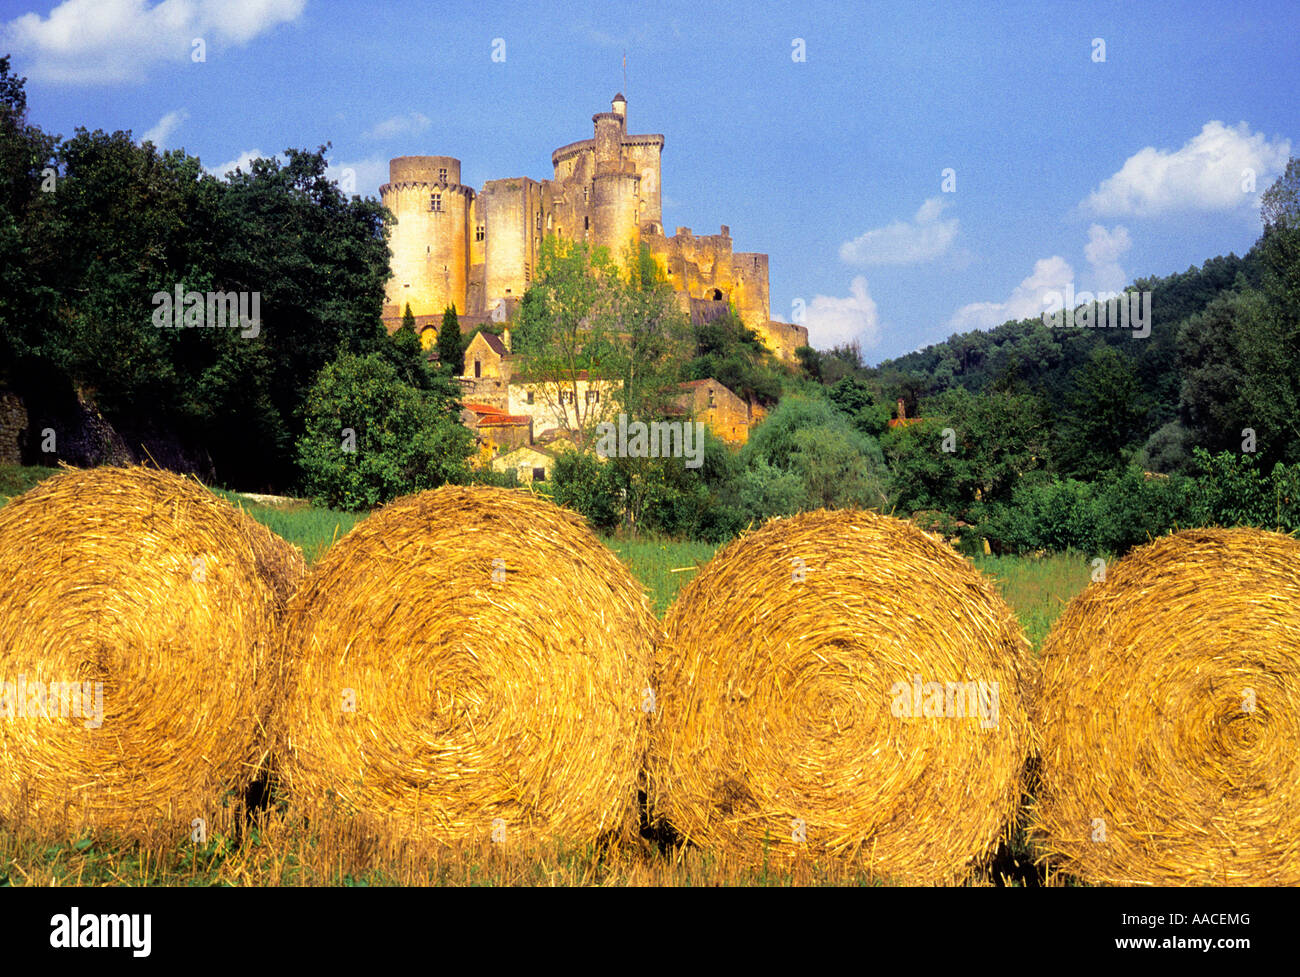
[1084, 224, 1132, 294]
[803, 276, 883, 350]
[1081, 121, 1291, 218]
[948, 256, 1074, 331]
[839, 197, 959, 266]
[364, 112, 432, 141]
[207, 148, 273, 179]
[1, 0, 306, 84]
[140, 108, 188, 149]
[327, 156, 389, 197]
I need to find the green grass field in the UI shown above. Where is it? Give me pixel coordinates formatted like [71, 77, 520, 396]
[0, 464, 1092, 884]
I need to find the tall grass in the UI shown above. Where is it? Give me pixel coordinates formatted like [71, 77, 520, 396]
[208, 488, 363, 564]
[971, 551, 1092, 652]
[601, 537, 719, 616]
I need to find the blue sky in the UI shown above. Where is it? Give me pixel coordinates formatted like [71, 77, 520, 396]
[3, 0, 1296, 362]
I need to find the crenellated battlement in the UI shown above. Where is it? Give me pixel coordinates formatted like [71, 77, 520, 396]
[382, 94, 794, 354]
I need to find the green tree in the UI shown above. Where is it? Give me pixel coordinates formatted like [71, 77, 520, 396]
[1178, 284, 1259, 454]
[1055, 345, 1148, 478]
[514, 236, 623, 447]
[436, 304, 465, 376]
[1236, 158, 1300, 463]
[827, 376, 890, 438]
[687, 305, 783, 406]
[387, 303, 432, 389]
[296, 351, 472, 510]
[741, 395, 887, 511]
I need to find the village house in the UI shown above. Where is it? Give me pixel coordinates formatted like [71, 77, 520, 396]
[673, 378, 753, 446]
[455, 322, 760, 460]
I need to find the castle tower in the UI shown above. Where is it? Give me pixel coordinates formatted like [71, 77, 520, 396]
[589, 95, 642, 257]
[381, 155, 473, 316]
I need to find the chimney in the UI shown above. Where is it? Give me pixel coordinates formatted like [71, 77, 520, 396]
[897, 398, 907, 421]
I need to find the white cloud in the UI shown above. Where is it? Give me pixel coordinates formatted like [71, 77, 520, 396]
[328, 156, 388, 197]
[948, 256, 1074, 331]
[1084, 224, 1132, 294]
[1, 0, 306, 84]
[803, 276, 883, 350]
[364, 112, 432, 141]
[204, 152, 387, 196]
[207, 148, 273, 179]
[140, 108, 188, 149]
[1081, 121, 1291, 218]
[839, 197, 959, 266]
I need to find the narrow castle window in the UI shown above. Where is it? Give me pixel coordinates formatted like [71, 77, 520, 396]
[753, 256, 760, 268]
[476, 224, 485, 242]
[584, 216, 589, 230]
[583, 186, 589, 204]
[547, 214, 553, 230]
[536, 213, 542, 232]
[430, 193, 442, 212]
[438, 167, 447, 182]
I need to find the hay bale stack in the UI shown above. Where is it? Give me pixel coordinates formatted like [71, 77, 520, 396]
[275, 485, 657, 847]
[1033, 528, 1300, 886]
[648, 509, 1034, 883]
[0, 466, 304, 837]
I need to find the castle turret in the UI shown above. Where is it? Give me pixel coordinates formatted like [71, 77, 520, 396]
[381, 155, 472, 317]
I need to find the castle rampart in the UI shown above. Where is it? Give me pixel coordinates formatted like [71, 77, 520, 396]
[381, 97, 801, 358]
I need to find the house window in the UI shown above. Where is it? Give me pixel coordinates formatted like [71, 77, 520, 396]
[532, 467, 546, 482]
[526, 391, 534, 404]
[585, 390, 600, 404]
[476, 224, 485, 242]
[560, 390, 575, 405]
[438, 167, 447, 182]
[474, 360, 481, 378]
[708, 390, 716, 408]
[430, 193, 442, 212]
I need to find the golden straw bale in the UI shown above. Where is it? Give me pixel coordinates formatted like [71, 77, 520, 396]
[1033, 527, 1300, 885]
[648, 509, 1035, 883]
[0, 466, 304, 837]
[274, 485, 657, 847]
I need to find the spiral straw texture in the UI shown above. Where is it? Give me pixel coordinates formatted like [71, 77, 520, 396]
[1033, 528, 1300, 885]
[648, 509, 1035, 883]
[275, 485, 658, 847]
[0, 466, 304, 837]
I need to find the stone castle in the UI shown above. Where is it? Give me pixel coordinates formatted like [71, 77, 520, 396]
[380, 94, 808, 361]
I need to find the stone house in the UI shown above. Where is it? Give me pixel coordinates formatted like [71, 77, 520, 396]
[674, 378, 752, 445]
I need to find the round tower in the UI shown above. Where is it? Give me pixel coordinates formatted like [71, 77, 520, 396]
[381, 156, 472, 317]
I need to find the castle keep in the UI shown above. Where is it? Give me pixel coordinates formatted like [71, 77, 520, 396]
[380, 94, 807, 360]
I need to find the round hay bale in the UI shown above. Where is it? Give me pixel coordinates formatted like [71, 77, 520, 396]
[648, 509, 1035, 883]
[1033, 527, 1300, 885]
[275, 485, 657, 847]
[0, 466, 304, 837]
